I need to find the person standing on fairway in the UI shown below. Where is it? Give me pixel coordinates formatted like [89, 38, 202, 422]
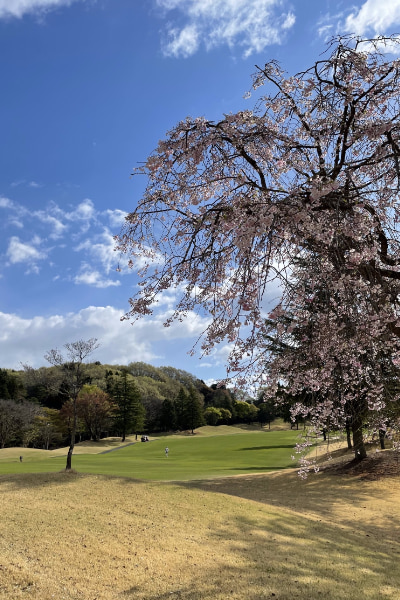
[165, 447, 169, 457]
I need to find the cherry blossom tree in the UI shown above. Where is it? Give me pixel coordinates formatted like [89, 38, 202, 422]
[264, 253, 400, 462]
[116, 35, 400, 461]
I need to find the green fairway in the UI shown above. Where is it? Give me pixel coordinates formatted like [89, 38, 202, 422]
[0, 429, 301, 480]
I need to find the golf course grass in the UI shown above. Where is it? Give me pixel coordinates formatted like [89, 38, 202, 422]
[1, 426, 399, 600]
[0, 427, 301, 480]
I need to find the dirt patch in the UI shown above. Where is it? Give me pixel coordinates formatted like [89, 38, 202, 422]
[319, 448, 400, 480]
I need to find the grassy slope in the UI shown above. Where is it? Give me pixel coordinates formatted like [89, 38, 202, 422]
[1, 468, 400, 600]
[2, 427, 399, 600]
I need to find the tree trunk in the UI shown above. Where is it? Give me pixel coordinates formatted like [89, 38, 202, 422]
[66, 444, 74, 470]
[352, 413, 367, 460]
[346, 418, 353, 450]
[379, 429, 386, 450]
[65, 399, 77, 471]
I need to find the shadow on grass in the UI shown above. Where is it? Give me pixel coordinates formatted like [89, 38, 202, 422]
[228, 465, 293, 472]
[0, 470, 90, 490]
[237, 444, 296, 451]
[163, 473, 400, 600]
[122, 473, 400, 600]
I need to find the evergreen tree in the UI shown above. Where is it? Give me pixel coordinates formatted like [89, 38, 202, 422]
[113, 369, 145, 441]
[255, 393, 277, 429]
[175, 387, 188, 431]
[160, 398, 177, 431]
[183, 386, 205, 434]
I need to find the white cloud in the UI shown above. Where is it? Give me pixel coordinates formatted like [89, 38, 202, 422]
[0, 196, 13, 209]
[157, 0, 296, 58]
[0, 196, 131, 285]
[165, 24, 200, 58]
[74, 230, 117, 274]
[6, 235, 47, 266]
[135, 309, 210, 342]
[344, 0, 400, 36]
[0, 196, 28, 229]
[0, 0, 84, 19]
[0, 305, 212, 370]
[74, 263, 121, 288]
[105, 209, 127, 228]
[65, 198, 96, 223]
[33, 211, 67, 239]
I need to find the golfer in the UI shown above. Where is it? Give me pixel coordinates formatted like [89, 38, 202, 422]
[165, 447, 169, 457]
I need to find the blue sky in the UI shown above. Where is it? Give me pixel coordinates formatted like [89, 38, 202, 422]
[0, 0, 399, 380]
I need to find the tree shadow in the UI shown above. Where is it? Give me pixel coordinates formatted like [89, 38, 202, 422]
[121, 471, 400, 599]
[228, 466, 293, 472]
[237, 444, 295, 451]
[155, 471, 400, 600]
[0, 470, 92, 490]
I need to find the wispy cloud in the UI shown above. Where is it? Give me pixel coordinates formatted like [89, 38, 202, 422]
[157, 0, 296, 58]
[0, 0, 84, 20]
[66, 198, 96, 221]
[74, 230, 117, 274]
[0, 196, 14, 209]
[318, 0, 400, 43]
[74, 263, 121, 288]
[104, 209, 127, 228]
[344, 0, 400, 36]
[0, 195, 124, 286]
[6, 235, 47, 268]
[33, 211, 67, 239]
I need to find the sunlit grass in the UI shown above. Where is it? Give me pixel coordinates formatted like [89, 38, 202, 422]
[0, 429, 300, 480]
[1, 467, 400, 600]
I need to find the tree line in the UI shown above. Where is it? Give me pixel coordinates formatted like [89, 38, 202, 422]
[0, 349, 290, 454]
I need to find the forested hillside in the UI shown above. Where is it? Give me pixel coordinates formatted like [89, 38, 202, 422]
[0, 362, 269, 449]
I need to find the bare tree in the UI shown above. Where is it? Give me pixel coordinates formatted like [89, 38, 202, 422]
[45, 338, 99, 470]
[0, 399, 40, 449]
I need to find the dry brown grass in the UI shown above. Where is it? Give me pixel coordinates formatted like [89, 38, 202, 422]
[1, 460, 400, 600]
[0, 437, 139, 461]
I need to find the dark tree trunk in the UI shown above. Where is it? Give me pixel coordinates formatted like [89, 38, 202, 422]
[65, 399, 77, 471]
[352, 413, 367, 460]
[379, 429, 386, 450]
[346, 418, 353, 450]
[66, 444, 73, 470]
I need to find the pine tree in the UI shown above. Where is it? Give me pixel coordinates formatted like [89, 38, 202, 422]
[160, 398, 177, 431]
[175, 387, 188, 431]
[183, 386, 205, 434]
[113, 369, 145, 441]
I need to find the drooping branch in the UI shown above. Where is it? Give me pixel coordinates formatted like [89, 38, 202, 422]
[116, 35, 400, 383]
